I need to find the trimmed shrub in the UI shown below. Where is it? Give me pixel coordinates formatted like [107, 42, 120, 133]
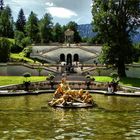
[0, 38, 11, 62]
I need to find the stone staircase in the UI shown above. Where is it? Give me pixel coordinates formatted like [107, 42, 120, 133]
[30, 54, 56, 63]
[31, 45, 101, 64]
[41, 46, 59, 53]
[79, 46, 99, 55]
[21, 63, 59, 74]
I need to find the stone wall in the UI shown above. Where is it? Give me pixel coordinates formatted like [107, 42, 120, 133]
[89, 68, 117, 76]
[0, 64, 7, 75]
[0, 81, 108, 91]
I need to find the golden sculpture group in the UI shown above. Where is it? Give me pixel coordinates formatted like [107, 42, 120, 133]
[49, 78, 94, 107]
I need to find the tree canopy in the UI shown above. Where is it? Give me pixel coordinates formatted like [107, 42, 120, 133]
[39, 13, 53, 43]
[53, 23, 64, 43]
[16, 9, 26, 33]
[26, 11, 39, 43]
[0, 6, 14, 38]
[0, 0, 4, 10]
[92, 0, 140, 77]
[0, 38, 11, 62]
[0, 2, 83, 45]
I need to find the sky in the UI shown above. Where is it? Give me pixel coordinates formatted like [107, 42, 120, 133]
[4, 0, 93, 25]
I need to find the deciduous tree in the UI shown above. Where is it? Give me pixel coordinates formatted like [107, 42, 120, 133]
[92, 0, 140, 77]
[0, 38, 11, 62]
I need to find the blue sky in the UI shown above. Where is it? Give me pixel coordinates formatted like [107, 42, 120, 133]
[4, 0, 93, 25]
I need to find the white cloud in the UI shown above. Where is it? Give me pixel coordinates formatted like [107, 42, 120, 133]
[11, 0, 28, 5]
[5, 0, 92, 25]
[45, 2, 54, 7]
[46, 7, 78, 18]
[90, 3, 93, 7]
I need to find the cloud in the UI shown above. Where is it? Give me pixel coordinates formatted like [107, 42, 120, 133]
[46, 7, 78, 18]
[4, 0, 92, 25]
[45, 2, 54, 7]
[90, 3, 93, 7]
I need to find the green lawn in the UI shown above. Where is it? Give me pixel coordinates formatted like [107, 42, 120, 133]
[10, 53, 35, 63]
[93, 76, 140, 87]
[93, 76, 113, 82]
[119, 77, 140, 87]
[0, 76, 46, 86]
[0, 76, 139, 87]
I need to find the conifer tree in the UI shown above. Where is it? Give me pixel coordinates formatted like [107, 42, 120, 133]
[26, 11, 40, 43]
[0, 6, 14, 38]
[0, 0, 4, 10]
[39, 13, 53, 43]
[53, 23, 64, 43]
[16, 9, 26, 33]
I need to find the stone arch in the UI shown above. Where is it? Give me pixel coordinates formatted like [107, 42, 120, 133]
[60, 53, 65, 62]
[73, 54, 79, 61]
[67, 54, 72, 65]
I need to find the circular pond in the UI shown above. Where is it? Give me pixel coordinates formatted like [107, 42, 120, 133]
[0, 93, 140, 140]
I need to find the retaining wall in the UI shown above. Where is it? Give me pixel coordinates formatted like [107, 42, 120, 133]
[0, 81, 108, 91]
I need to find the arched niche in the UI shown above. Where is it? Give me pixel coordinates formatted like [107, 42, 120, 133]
[60, 54, 65, 62]
[67, 54, 72, 65]
[73, 54, 79, 62]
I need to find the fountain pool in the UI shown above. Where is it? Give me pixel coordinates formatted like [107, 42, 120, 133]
[0, 93, 140, 140]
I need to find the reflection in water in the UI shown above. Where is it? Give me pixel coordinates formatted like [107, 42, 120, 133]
[0, 94, 140, 139]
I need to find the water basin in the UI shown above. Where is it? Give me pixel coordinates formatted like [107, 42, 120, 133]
[0, 93, 140, 140]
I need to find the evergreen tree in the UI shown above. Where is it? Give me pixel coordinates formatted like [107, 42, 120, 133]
[0, 6, 14, 38]
[16, 9, 26, 33]
[53, 23, 64, 43]
[5, 5, 11, 16]
[39, 13, 53, 43]
[0, 0, 4, 10]
[92, 0, 140, 77]
[61, 25, 67, 43]
[26, 11, 40, 43]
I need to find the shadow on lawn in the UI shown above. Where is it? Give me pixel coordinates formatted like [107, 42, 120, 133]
[120, 77, 140, 87]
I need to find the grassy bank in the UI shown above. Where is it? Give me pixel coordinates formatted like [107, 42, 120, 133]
[0, 76, 46, 86]
[93, 76, 140, 87]
[10, 53, 35, 63]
